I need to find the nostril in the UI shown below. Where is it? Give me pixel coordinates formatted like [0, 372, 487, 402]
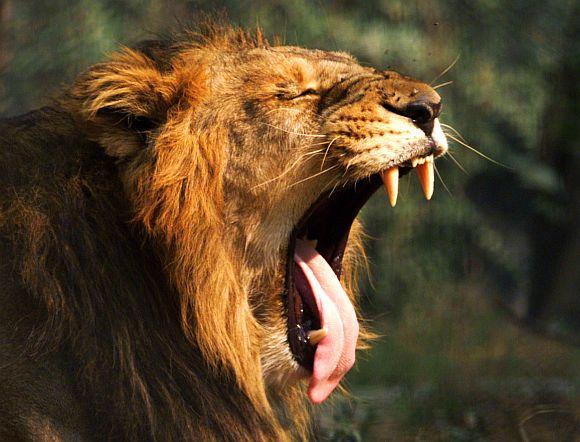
[405, 101, 435, 125]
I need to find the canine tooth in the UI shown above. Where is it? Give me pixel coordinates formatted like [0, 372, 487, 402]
[416, 158, 434, 200]
[308, 328, 327, 345]
[411, 157, 419, 168]
[380, 166, 399, 207]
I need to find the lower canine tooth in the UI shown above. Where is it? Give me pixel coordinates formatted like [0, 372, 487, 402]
[380, 166, 399, 207]
[308, 328, 327, 345]
[416, 159, 434, 200]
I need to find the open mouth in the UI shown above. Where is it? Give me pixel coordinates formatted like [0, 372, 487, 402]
[285, 153, 437, 403]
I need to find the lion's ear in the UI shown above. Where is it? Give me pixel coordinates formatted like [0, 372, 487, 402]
[71, 48, 178, 149]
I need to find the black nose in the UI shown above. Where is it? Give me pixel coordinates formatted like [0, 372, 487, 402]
[404, 100, 441, 134]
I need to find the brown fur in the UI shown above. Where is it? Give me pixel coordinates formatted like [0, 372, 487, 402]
[0, 23, 445, 440]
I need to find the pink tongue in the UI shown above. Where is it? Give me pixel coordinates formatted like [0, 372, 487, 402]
[294, 240, 359, 403]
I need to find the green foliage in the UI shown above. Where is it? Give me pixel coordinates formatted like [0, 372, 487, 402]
[1, 1, 577, 439]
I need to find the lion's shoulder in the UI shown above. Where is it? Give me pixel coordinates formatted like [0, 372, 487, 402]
[0, 108, 97, 187]
[0, 107, 143, 291]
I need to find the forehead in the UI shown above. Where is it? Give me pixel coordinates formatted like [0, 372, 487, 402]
[221, 46, 369, 85]
[268, 46, 358, 64]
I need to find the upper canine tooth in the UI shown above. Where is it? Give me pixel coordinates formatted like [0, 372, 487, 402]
[380, 166, 399, 207]
[308, 328, 327, 346]
[416, 160, 434, 200]
[411, 158, 419, 168]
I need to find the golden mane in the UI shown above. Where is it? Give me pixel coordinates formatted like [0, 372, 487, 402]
[69, 34, 375, 436]
[66, 29, 307, 438]
[73, 52, 276, 425]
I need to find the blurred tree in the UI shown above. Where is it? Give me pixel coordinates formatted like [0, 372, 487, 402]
[528, 4, 579, 325]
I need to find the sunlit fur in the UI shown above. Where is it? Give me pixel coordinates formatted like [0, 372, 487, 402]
[0, 22, 446, 440]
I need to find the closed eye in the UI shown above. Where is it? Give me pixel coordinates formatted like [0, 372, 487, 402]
[295, 88, 318, 98]
[275, 88, 319, 100]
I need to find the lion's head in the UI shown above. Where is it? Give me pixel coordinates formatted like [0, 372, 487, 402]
[69, 23, 447, 431]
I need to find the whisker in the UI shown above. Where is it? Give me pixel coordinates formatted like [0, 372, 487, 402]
[251, 148, 327, 189]
[303, 149, 327, 156]
[308, 139, 338, 147]
[287, 165, 339, 189]
[446, 134, 512, 169]
[441, 123, 467, 142]
[328, 179, 341, 198]
[430, 53, 460, 86]
[293, 149, 328, 161]
[446, 151, 468, 174]
[433, 80, 453, 90]
[320, 137, 339, 171]
[434, 163, 452, 196]
[319, 174, 340, 197]
[261, 123, 327, 138]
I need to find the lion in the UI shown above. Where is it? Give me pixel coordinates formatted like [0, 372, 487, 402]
[0, 23, 447, 441]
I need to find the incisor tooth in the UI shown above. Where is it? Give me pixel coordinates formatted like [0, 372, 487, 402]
[308, 328, 327, 346]
[380, 166, 399, 207]
[416, 156, 434, 200]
